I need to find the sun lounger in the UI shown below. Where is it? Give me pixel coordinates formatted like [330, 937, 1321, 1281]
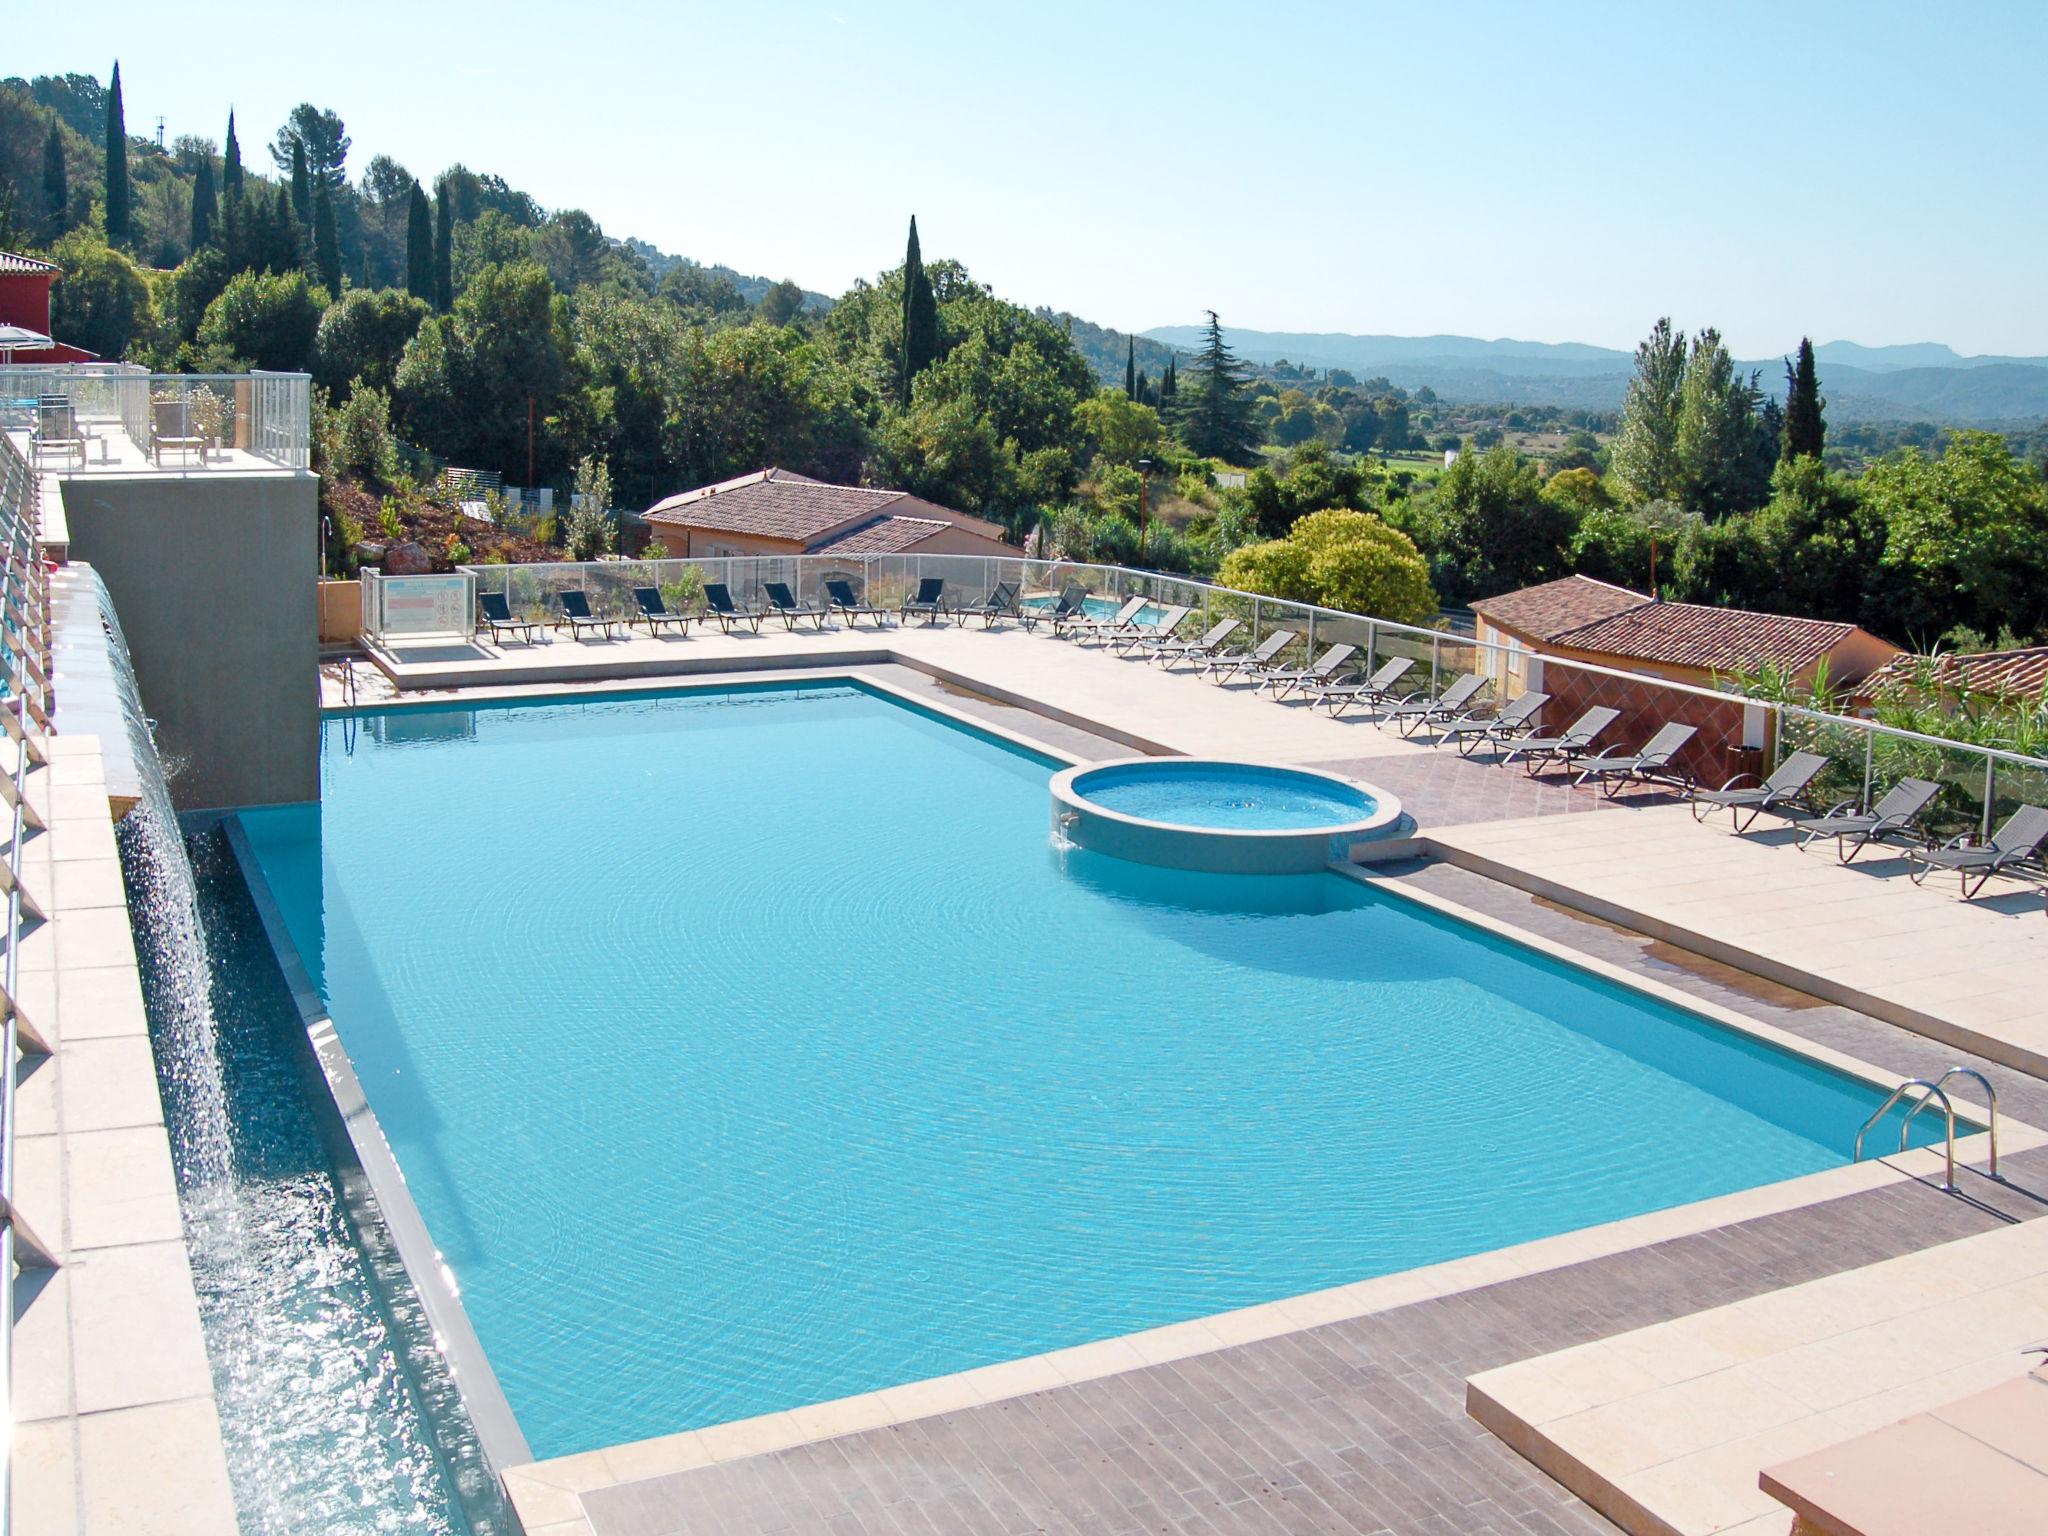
[1791, 777, 1942, 863]
[823, 578, 887, 627]
[701, 582, 765, 633]
[1385, 672, 1485, 735]
[1318, 657, 1416, 718]
[1144, 617, 1240, 669]
[964, 580, 1021, 628]
[1908, 804, 2048, 898]
[1691, 749, 1828, 833]
[1066, 595, 1148, 645]
[1502, 705, 1622, 775]
[762, 581, 827, 631]
[1434, 689, 1548, 755]
[1573, 721, 1699, 796]
[553, 589, 618, 641]
[900, 577, 948, 625]
[628, 586, 692, 637]
[1201, 629, 1297, 684]
[476, 591, 541, 645]
[1256, 642, 1357, 700]
[1020, 583, 1088, 632]
[1109, 604, 1192, 656]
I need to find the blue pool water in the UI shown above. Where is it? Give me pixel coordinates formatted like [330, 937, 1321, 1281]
[1077, 762, 1378, 830]
[240, 683, 1934, 1461]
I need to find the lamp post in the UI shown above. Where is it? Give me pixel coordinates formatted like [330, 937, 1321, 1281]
[1136, 457, 1151, 565]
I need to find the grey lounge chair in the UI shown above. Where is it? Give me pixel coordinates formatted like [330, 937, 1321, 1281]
[629, 587, 691, 637]
[1201, 629, 1298, 684]
[900, 577, 948, 625]
[1386, 672, 1486, 735]
[1436, 689, 1549, 755]
[1908, 805, 2048, 898]
[1110, 604, 1192, 656]
[553, 589, 618, 641]
[477, 591, 541, 645]
[823, 578, 887, 627]
[1791, 777, 1942, 863]
[1691, 749, 1828, 833]
[1067, 595, 1148, 645]
[1573, 721, 1699, 797]
[701, 582, 764, 633]
[1145, 617, 1240, 669]
[1020, 583, 1088, 632]
[762, 581, 827, 631]
[1257, 642, 1357, 700]
[965, 581, 1021, 628]
[1318, 657, 1416, 718]
[1503, 705, 1622, 776]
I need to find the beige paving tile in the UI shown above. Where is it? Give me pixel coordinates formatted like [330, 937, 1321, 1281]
[9, 1417, 78, 1536]
[76, 1397, 239, 1536]
[596, 1429, 712, 1484]
[63, 1126, 185, 1250]
[47, 813, 119, 864]
[12, 1265, 74, 1422]
[51, 857, 129, 910]
[47, 1036, 164, 1133]
[53, 908, 137, 970]
[53, 963, 149, 1040]
[66, 1242, 215, 1414]
[502, 1471, 585, 1528]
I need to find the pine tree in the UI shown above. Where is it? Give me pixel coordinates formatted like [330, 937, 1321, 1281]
[432, 181, 453, 312]
[40, 123, 68, 242]
[103, 61, 130, 245]
[1125, 336, 1136, 398]
[1781, 337, 1826, 461]
[1177, 312, 1258, 462]
[289, 137, 311, 225]
[189, 154, 217, 249]
[405, 181, 433, 302]
[222, 110, 243, 203]
[899, 215, 939, 403]
[312, 181, 341, 295]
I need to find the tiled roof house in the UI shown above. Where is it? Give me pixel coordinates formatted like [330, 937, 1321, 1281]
[640, 468, 1013, 559]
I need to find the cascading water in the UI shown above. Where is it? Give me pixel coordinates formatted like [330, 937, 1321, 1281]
[86, 571, 489, 1536]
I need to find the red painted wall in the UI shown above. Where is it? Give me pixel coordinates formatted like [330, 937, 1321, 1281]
[0, 269, 96, 362]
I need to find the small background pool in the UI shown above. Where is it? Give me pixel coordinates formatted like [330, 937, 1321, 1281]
[240, 684, 1937, 1461]
[1076, 761, 1378, 830]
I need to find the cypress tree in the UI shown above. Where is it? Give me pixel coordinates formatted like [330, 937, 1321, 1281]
[290, 137, 311, 226]
[1135, 368, 1151, 407]
[103, 61, 130, 245]
[189, 154, 217, 250]
[899, 214, 939, 403]
[432, 181, 453, 312]
[222, 110, 243, 202]
[312, 181, 341, 295]
[265, 185, 302, 273]
[405, 181, 433, 302]
[1125, 336, 1136, 398]
[1781, 337, 1826, 461]
[40, 123, 68, 241]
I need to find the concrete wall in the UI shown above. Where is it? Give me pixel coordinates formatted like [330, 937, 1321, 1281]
[59, 471, 319, 809]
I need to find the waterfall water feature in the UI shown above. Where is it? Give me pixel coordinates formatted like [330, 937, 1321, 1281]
[85, 571, 486, 1536]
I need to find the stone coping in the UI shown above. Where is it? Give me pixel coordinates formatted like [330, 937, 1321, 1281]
[8, 732, 239, 1536]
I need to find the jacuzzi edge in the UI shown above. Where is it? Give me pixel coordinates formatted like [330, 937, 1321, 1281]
[219, 814, 537, 1475]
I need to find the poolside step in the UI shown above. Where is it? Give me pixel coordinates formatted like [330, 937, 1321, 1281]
[1466, 1215, 2048, 1536]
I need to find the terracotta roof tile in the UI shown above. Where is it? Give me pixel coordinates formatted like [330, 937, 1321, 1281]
[809, 515, 954, 555]
[0, 250, 59, 276]
[643, 467, 910, 542]
[1470, 575, 1647, 641]
[1859, 646, 2048, 703]
[1553, 601, 1860, 675]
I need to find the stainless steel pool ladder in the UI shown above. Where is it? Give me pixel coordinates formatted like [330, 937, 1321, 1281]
[1853, 1070, 2002, 1193]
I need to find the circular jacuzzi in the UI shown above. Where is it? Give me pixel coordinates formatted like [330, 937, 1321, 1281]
[1049, 758, 1407, 873]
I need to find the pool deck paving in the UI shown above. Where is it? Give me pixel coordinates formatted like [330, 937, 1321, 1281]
[344, 620, 2048, 1535]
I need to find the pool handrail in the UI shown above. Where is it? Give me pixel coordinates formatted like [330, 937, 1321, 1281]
[1900, 1067, 1999, 1180]
[1853, 1078, 1958, 1191]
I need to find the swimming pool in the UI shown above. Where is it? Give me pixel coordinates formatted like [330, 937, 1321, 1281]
[239, 682, 1937, 1462]
[1071, 760, 1379, 830]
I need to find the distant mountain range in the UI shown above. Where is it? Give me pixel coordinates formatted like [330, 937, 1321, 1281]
[1140, 326, 2048, 424]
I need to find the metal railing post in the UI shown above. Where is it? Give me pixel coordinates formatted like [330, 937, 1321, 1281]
[1863, 730, 1876, 812]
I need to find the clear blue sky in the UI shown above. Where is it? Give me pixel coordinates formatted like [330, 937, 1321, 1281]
[11, 0, 2045, 355]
